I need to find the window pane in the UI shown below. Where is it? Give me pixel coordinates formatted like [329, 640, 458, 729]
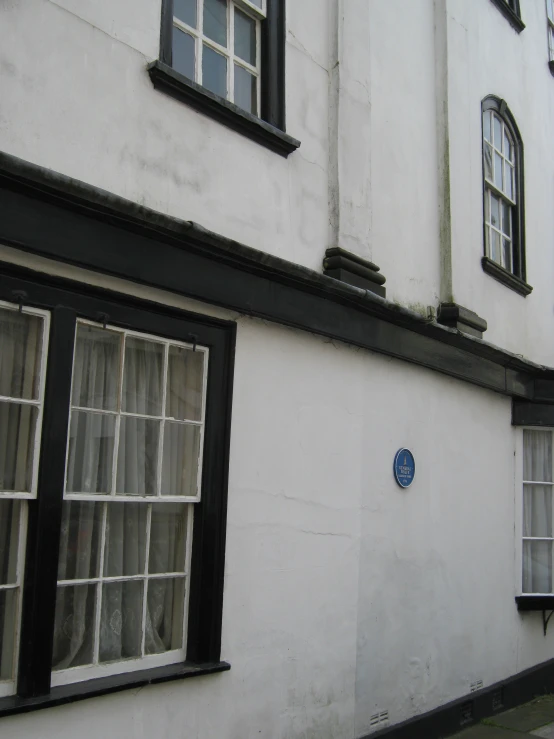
[523, 540, 552, 593]
[548, 0, 554, 23]
[0, 590, 18, 680]
[52, 584, 96, 669]
[234, 64, 257, 115]
[483, 111, 491, 142]
[505, 164, 514, 201]
[122, 338, 163, 417]
[0, 500, 20, 586]
[0, 310, 43, 401]
[172, 27, 195, 79]
[503, 238, 512, 271]
[524, 485, 553, 538]
[116, 417, 160, 496]
[202, 44, 227, 97]
[493, 115, 502, 150]
[58, 502, 102, 581]
[166, 346, 204, 422]
[502, 202, 511, 237]
[161, 422, 200, 497]
[490, 194, 500, 229]
[491, 230, 500, 263]
[249, 0, 262, 6]
[504, 131, 513, 163]
[145, 578, 185, 654]
[149, 504, 188, 574]
[174, 0, 197, 27]
[104, 503, 147, 577]
[234, 9, 256, 65]
[0, 403, 37, 493]
[72, 325, 120, 411]
[66, 411, 115, 494]
[484, 144, 493, 181]
[494, 152, 503, 190]
[203, 0, 227, 46]
[524, 430, 552, 481]
[100, 580, 143, 662]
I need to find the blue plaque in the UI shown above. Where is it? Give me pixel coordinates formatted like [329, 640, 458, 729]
[393, 448, 415, 488]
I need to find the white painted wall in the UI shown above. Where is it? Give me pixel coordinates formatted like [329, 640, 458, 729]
[2, 0, 554, 736]
[0, 247, 551, 738]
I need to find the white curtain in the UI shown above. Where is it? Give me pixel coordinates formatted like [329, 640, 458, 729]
[53, 328, 196, 670]
[0, 308, 43, 679]
[523, 430, 553, 593]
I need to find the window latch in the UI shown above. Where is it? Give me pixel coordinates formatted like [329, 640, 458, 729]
[11, 290, 28, 313]
[187, 333, 198, 352]
[96, 312, 109, 330]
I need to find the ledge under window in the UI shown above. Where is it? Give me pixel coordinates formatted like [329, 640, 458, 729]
[516, 596, 554, 611]
[489, 0, 525, 32]
[482, 257, 533, 297]
[147, 61, 300, 158]
[0, 661, 230, 718]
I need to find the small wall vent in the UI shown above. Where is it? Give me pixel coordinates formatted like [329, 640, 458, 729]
[470, 680, 483, 692]
[460, 701, 474, 725]
[369, 711, 389, 727]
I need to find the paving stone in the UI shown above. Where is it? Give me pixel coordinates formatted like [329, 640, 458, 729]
[452, 724, 528, 738]
[488, 697, 554, 732]
[531, 722, 554, 738]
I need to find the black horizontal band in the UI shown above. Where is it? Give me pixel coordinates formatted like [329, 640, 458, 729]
[1, 149, 553, 401]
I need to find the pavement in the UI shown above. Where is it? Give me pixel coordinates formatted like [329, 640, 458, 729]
[451, 696, 554, 738]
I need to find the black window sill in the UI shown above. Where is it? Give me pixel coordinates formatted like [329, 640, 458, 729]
[482, 257, 533, 297]
[489, 0, 525, 32]
[0, 661, 230, 718]
[147, 61, 300, 158]
[549, 60, 554, 77]
[516, 595, 554, 611]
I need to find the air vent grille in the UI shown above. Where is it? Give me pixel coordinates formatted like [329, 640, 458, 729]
[369, 711, 389, 727]
[470, 680, 483, 692]
[460, 701, 474, 725]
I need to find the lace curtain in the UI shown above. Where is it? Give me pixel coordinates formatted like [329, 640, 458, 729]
[53, 327, 199, 670]
[523, 430, 553, 593]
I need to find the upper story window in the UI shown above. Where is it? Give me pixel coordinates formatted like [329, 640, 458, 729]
[481, 96, 528, 293]
[149, 0, 299, 157]
[546, 0, 554, 65]
[171, 0, 264, 116]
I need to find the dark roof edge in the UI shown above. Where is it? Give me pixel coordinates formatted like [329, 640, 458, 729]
[0, 149, 551, 385]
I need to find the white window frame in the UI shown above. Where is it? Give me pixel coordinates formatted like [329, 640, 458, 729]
[517, 427, 554, 596]
[173, 0, 263, 115]
[0, 300, 50, 697]
[52, 320, 208, 687]
[483, 110, 517, 272]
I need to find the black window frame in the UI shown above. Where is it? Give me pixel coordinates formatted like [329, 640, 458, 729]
[0, 263, 235, 717]
[148, 0, 300, 157]
[489, 0, 525, 32]
[481, 95, 532, 297]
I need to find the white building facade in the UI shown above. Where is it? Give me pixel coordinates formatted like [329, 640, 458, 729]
[1, 1, 554, 737]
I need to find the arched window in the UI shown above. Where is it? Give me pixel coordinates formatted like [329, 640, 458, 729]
[482, 97, 529, 294]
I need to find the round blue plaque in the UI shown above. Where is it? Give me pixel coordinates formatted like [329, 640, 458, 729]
[393, 448, 415, 488]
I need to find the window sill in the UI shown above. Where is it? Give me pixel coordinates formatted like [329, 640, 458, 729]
[481, 257, 533, 297]
[0, 661, 230, 718]
[147, 61, 300, 158]
[516, 595, 554, 611]
[489, 0, 525, 32]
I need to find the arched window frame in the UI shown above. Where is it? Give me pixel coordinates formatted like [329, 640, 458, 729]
[481, 96, 530, 296]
